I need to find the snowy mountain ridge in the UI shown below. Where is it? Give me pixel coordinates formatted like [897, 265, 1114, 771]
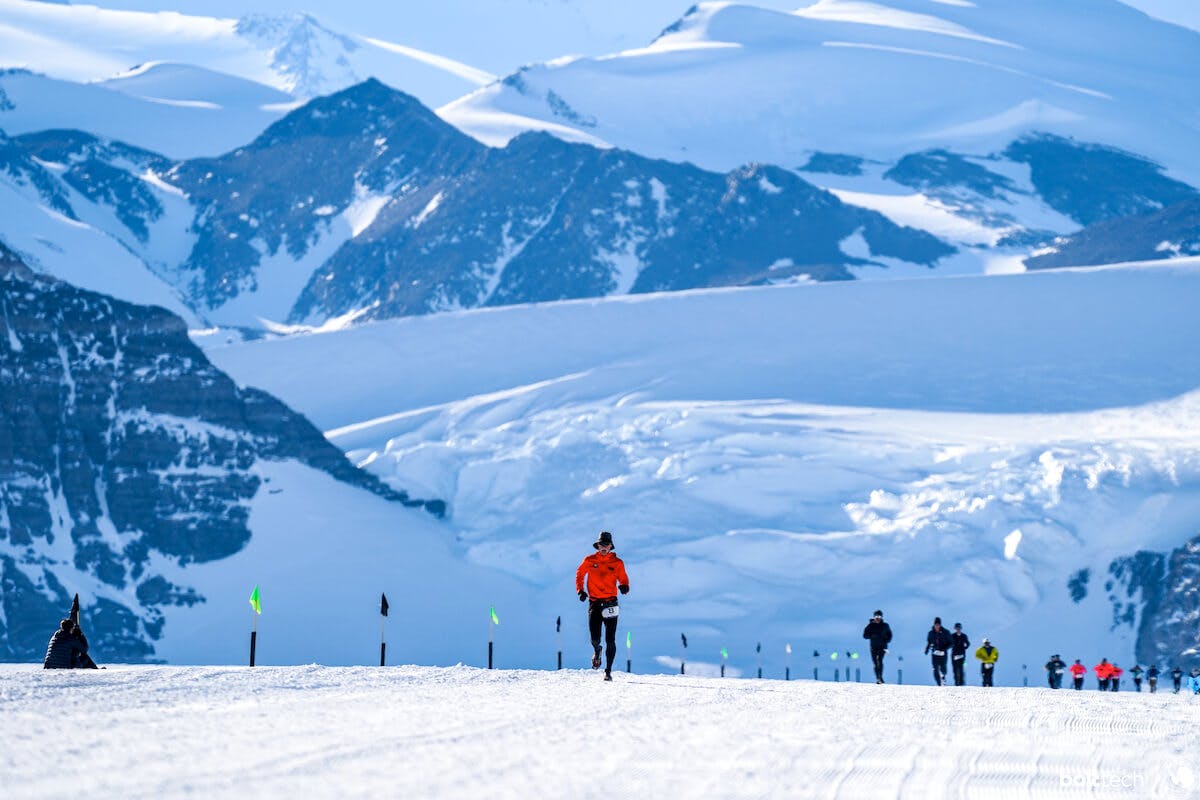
[0, 0, 493, 106]
[0, 79, 954, 331]
[441, 0, 1200, 273]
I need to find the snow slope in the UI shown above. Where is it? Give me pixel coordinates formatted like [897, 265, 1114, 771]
[0, 69, 288, 159]
[2, 665, 1198, 799]
[0, 0, 493, 106]
[441, 0, 1200, 184]
[203, 260, 1200, 679]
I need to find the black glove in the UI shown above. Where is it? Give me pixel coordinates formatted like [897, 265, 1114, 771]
[578, 590, 588, 602]
[618, 584, 629, 595]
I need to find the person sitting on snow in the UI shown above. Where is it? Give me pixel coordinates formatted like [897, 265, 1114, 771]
[43, 619, 91, 669]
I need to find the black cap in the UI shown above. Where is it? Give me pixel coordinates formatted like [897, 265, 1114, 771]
[873, 609, 883, 617]
[593, 531, 614, 550]
[933, 617, 941, 625]
[953, 622, 962, 629]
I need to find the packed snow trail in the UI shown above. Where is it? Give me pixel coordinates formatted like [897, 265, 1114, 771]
[1, 665, 1196, 799]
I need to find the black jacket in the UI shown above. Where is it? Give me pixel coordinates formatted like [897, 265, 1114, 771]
[43, 628, 88, 669]
[950, 631, 970, 657]
[862, 620, 893, 652]
[925, 627, 952, 655]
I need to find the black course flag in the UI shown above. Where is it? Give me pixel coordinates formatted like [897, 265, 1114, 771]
[380, 593, 390, 666]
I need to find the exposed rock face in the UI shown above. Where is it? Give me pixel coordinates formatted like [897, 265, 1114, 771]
[1025, 198, 1200, 270]
[0, 242, 441, 661]
[1110, 535, 1200, 668]
[293, 130, 952, 322]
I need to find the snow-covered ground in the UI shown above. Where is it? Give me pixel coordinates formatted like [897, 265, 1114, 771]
[201, 260, 1200, 679]
[1, 665, 1197, 799]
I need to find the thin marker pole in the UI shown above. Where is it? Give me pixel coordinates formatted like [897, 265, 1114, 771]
[380, 593, 390, 667]
[250, 609, 257, 668]
[556, 616, 562, 671]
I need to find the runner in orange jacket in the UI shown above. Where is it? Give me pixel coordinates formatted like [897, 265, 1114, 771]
[575, 531, 630, 681]
[1094, 659, 1113, 690]
[1068, 659, 1087, 690]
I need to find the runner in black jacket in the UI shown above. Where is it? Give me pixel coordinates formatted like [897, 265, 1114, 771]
[924, 617, 952, 685]
[863, 610, 893, 684]
[950, 623, 970, 686]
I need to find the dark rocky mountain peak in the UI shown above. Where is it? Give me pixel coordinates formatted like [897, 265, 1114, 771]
[0, 241, 442, 661]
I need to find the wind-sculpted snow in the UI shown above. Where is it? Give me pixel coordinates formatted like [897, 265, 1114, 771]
[1, 665, 1197, 799]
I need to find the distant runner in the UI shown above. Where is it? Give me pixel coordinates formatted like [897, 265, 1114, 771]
[950, 623, 970, 686]
[1069, 659, 1087, 690]
[1147, 665, 1159, 693]
[1044, 655, 1066, 689]
[975, 638, 999, 687]
[863, 610, 893, 684]
[924, 618, 951, 686]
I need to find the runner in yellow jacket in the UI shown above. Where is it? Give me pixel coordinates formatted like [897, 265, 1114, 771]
[975, 638, 999, 687]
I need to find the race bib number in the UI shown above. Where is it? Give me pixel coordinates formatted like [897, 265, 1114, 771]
[953, 654, 964, 661]
[1055, 669, 1064, 675]
[983, 663, 994, 669]
[601, 605, 619, 619]
[933, 650, 945, 656]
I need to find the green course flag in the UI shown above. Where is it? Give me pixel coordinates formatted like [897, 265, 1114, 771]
[720, 647, 729, 659]
[249, 585, 261, 615]
[626, 631, 632, 649]
[830, 651, 838, 660]
[489, 605, 500, 625]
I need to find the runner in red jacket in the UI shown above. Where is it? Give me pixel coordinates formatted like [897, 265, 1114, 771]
[1094, 659, 1113, 690]
[1109, 664, 1123, 692]
[1068, 660, 1087, 690]
[575, 531, 630, 681]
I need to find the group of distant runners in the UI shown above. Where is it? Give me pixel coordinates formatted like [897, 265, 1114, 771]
[864, 611, 1200, 692]
[864, 614, 1003, 687]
